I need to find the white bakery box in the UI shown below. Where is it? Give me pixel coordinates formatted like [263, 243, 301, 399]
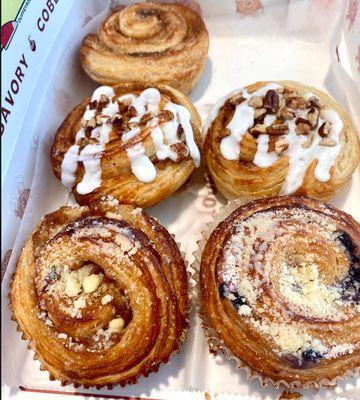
[1, 1, 359, 399]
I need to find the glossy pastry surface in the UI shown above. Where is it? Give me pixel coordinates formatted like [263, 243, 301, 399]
[204, 81, 360, 201]
[11, 198, 189, 387]
[51, 83, 202, 208]
[200, 196, 360, 387]
[80, 2, 209, 94]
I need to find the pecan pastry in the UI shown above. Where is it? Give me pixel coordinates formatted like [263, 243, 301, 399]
[10, 197, 188, 387]
[204, 81, 360, 201]
[199, 196, 360, 388]
[50, 83, 202, 208]
[80, 2, 209, 94]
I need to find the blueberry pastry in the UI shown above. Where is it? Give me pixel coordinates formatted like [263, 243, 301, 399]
[50, 83, 202, 208]
[11, 197, 188, 387]
[199, 196, 360, 387]
[204, 81, 359, 201]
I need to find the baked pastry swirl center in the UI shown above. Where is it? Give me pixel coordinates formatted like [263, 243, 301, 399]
[11, 200, 189, 386]
[80, 2, 209, 93]
[114, 3, 187, 49]
[200, 196, 360, 386]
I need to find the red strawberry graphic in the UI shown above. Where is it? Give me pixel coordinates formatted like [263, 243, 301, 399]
[1, 20, 18, 50]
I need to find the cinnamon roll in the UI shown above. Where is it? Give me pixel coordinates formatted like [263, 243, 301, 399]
[199, 196, 360, 387]
[204, 81, 360, 201]
[50, 83, 202, 208]
[10, 197, 188, 387]
[80, 2, 209, 94]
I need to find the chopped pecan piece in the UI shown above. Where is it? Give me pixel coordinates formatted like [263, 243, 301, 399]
[318, 122, 331, 138]
[99, 94, 109, 103]
[94, 95, 110, 113]
[170, 142, 189, 162]
[283, 90, 297, 101]
[266, 123, 289, 135]
[278, 107, 295, 120]
[229, 93, 245, 106]
[87, 117, 97, 128]
[306, 96, 321, 108]
[127, 121, 138, 130]
[139, 112, 155, 125]
[250, 124, 266, 135]
[289, 97, 306, 109]
[254, 108, 267, 120]
[295, 117, 312, 135]
[302, 135, 313, 149]
[307, 107, 319, 128]
[111, 114, 123, 123]
[278, 97, 286, 109]
[177, 125, 185, 140]
[127, 106, 138, 118]
[112, 116, 124, 133]
[157, 110, 174, 123]
[248, 96, 263, 109]
[263, 90, 280, 113]
[118, 101, 129, 114]
[89, 100, 98, 110]
[275, 137, 289, 155]
[319, 138, 336, 147]
[85, 126, 93, 138]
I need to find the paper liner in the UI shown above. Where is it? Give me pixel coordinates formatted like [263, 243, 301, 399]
[8, 209, 191, 390]
[191, 197, 360, 391]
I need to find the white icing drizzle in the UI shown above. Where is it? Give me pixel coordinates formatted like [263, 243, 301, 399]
[76, 124, 112, 195]
[278, 109, 343, 195]
[210, 83, 344, 194]
[60, 87, 200, 193]
[126, 144, 157, 183]
[120, 88, 200, 181]
[61, 129, 86, 189]
[220, 83, 280, 161]
[150, 124, 178, 162]
[171, 103, 200, 167]
[253, 135, 279, 167]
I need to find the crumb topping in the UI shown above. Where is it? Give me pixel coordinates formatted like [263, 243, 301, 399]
[218, 206, 359, 365]
[35, 218, 140, 353]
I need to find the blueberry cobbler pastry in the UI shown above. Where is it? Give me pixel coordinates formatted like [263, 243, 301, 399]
[50, 83, 202, 208]
[11, 197, 189, 387]
[204, 81, 359, 201]
[200, 196, 360, 387]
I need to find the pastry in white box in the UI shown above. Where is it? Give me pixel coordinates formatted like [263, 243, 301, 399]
[80, 2, 209, 94]
[198, 195, 360, 388]
[203, 81, 360, 201]
[10, 197, 189, 387]
[50, 83, 202, 208]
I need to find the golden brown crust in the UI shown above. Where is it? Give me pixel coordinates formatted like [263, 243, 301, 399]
[80, 3, 209, 94]
[200, 196, 360, 387]
[10, 198, 189, 387]
[204, 80, 360, 201]
[50, 82, 202, 208]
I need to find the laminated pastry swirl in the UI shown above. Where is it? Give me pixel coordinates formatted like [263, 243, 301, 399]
[50, 83, 202, 208]
[204, 81, 360, 201]
[10, 198, 188, 387]
[80, 2, 209, 94]
[200, 196, 360, 387]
